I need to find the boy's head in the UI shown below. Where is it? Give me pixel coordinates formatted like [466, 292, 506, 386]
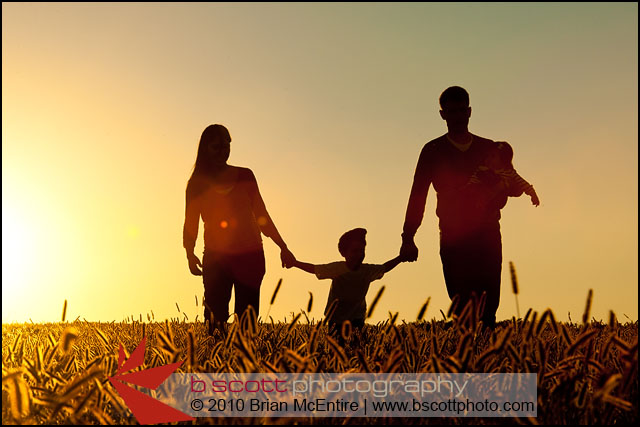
[338, 228, 367, 265]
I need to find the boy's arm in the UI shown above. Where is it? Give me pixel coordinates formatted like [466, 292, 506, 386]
[383, 255, 403, 273]
[292, 259, 317, 275]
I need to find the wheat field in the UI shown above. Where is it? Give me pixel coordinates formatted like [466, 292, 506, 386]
[2, 293, 638, 425]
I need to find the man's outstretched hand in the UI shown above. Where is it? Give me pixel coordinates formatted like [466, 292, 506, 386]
[400, 238, 419, 262]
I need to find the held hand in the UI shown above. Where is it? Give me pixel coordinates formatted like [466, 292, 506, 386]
[187, 253, 203, 276]
[280, 247, 296, 269]
[400, 239, 419, 262]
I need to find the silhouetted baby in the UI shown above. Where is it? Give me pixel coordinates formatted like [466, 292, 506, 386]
[468, 141, 540, 207]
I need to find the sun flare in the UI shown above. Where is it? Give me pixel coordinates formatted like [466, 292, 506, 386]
[2, 205, 38, 304]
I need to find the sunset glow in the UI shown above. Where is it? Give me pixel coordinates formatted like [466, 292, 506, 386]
[2, 3, 637, 324]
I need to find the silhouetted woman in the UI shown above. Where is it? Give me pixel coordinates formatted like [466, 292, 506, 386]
[183, 124, 295, 335]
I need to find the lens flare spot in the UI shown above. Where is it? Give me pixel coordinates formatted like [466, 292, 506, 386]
[220, 220, 228, 229]
[257, 216, 268, 227]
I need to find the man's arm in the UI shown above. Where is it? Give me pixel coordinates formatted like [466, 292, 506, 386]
[400, 144, 434, 261]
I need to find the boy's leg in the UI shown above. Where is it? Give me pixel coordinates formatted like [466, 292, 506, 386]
[351, 319, 365, 347]
[328, 321, 346, 347]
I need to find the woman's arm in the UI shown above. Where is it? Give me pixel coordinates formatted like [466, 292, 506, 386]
[184, 179, 203, 275]
[247, 169, 296, 267]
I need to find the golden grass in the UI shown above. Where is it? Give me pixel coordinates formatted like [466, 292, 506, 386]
[2, 299, 638, 425]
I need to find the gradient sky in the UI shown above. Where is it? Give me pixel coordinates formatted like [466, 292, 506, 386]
[2, 3, 637, 324]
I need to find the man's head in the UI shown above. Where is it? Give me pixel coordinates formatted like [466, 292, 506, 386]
[439, 86, 471, 133]
[338, 228, 367, 266]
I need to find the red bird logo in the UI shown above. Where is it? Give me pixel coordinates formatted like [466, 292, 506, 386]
[108, 337, 194, 424]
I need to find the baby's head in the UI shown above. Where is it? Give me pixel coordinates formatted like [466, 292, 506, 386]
[338, 228, 367, 266]
[486, 141, 514, 170]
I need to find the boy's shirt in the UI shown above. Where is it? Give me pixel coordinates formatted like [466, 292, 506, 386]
[315, 262, 387, 324]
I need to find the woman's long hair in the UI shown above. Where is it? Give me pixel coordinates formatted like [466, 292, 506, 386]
[186, 124, 231, 198]
[189, 124, 231, 180]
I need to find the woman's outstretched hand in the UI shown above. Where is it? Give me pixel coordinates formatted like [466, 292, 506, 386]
[187, 252, 203, 276]
[280, 247, 296, 269]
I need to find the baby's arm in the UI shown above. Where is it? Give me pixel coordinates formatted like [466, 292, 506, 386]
[505, 169, 539, 206]
[524, 186, 540, 206]
[292, 259, 317, 275]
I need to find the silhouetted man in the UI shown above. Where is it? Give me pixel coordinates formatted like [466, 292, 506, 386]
[400, 86, 523, 328]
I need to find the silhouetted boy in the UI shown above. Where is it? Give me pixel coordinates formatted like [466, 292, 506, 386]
[291, 228, 402, 343]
